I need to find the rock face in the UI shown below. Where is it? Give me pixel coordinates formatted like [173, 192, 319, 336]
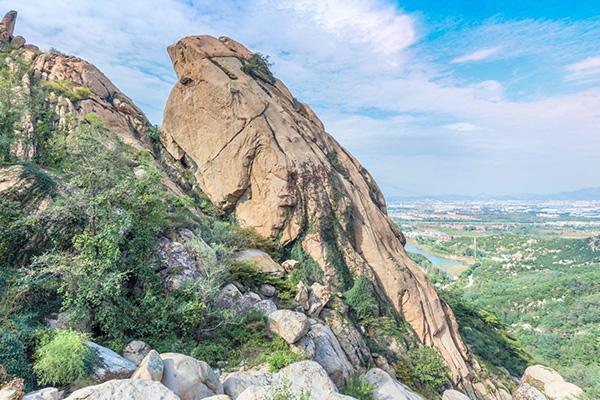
[132, 350, 164, 381]
[512, 384, 547, 400]
[65, 379, 179, 400]
[160, 34, 475, 386]
[442, 389, 471, 400]
[122, 340, 152, 366]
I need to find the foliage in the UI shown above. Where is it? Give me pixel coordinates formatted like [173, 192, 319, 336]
[147, 124, 160, 141]
[286, 241, 323, 285]
[440, 287, 531, 377]
[257, 337, 304, 372]
[344, 275, 379, 321]
[265, 377, 311, 400]
[341, 373, 375, 400]
[241, 53, 275, 84]
[228, 260, 296, 301]
[395, 346, 450, 397]
[33, 329, 95, 386]
[407, 252, 451, 285]
[0, 330, 30, 381]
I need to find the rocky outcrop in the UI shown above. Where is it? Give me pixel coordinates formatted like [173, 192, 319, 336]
[0, 11, 152, 162]
[442, 389, 470, 400]
[519, 365, 583, 400]
[159, 34, 476, 387]
[122, 340, 152, 366]
[65, 379, 179, 400]
[22, 387, 63, 400]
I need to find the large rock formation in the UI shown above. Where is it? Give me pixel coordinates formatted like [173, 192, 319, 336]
[0, 11, 151, 162]
[159, 35, 475, 387]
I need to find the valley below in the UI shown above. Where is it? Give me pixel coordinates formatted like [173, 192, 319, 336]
[392, 200, 600, 397]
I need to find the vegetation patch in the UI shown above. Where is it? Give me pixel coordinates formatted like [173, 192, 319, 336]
[344, 275, 379, 321]
[40, 80, 92, 102]
[341, 373, 375, 400]
[241, 53, 275, 84]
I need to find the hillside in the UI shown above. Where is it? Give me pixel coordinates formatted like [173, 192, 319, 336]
[0, 10, 586, 400]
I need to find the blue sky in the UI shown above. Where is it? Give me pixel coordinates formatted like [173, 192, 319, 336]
[3, 0, 600, 196]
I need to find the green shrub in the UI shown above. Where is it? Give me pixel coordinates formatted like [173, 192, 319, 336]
[287, 241, 323, 285]
[257, 337, 304, 372]
[147, 124, 160, 141]
[403, 346, 450, 396]
[33, 330, 95, 385]
[344, 276, 379, 321]
[41, 80, 92, 101]
[341, 373, 375, 400]
[241, 53, 275, 84]
[228, 261, 296, 300]
[265, 377, 311, 400]
[0, 331, 30, 380]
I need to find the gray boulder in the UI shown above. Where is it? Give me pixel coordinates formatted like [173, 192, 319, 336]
[295, 322, 354, 387]
[222, 368, 273, 398]
[65, 379, 178, 400]
[160, 353, 223, 400]
[86, 342, 136, 383]
[512, 384, 548, 400]
[235, 249, 285, 276]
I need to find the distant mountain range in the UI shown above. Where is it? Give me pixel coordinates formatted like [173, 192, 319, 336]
[387, 187, 600, 202]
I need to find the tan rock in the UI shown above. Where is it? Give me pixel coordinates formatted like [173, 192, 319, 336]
[122, 340, 152, 366]
[267, 310, 310, 344]
[65, 379, 178, 400]
[512, 383, 548, 400]
[442, 389, 470, 400]
[522, 365, 583, 400]
[160, 34, 476, 387]
[235, 249, 285, 275]
[160, 353, 223, 400]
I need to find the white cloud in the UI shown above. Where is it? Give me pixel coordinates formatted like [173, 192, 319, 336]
[442, 122, 480, 132]
[451, 47, 500, 63]
[566, 55, 600, 81]
[273, 0, 416, 55]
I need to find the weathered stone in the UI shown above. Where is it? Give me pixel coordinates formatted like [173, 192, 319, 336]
[267, 310, 310, 344]
[132, 350, 164, 382]
[320, 308, 372, 370]
[0, 10, 16, 44]
[281, 259, 300, 272]
[10, 35, 24, 49]
[86, 341, 136, 383]
[252, 299, 277, 315]
[65, 379, 178, 400]
[297, 322, 354, 387]
[157, 236, 201, 290]
[22, 387, 62, 400]
[160, 353, 223, 400]
[442, 389, 470, 400]
[222, 368, 273, 399]
[259, 284, 276, 297]
[522, 365, 583, 400]
[202, 396, 231, 400]
[365, 368, 424, 400]
[218, 284, 243, 308]
[160, 34, 477, 386]
[512, 384, 548, 400]
[235, 249, 285, 276]
[307, 283, 331, 317]
[295, 282, 310, 310]
[122, 340, 152, 365]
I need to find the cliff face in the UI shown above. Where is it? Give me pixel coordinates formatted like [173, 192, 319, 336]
[159, 35, 474, 386]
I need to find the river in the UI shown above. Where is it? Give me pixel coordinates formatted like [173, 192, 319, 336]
[404, 242, 465, 271]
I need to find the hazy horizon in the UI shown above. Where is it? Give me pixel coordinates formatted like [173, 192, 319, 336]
[4, 0, 599, 196]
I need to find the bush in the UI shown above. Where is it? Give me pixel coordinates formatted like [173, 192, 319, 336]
[265, 377, 311, 400]
[403, 346, 450, 396]
[33, 330, 95, 385]
[344, 276, 379, 321]
[41, 80, 92, 102]
[241, 53, 275, 84]
[341, 373, 375, 400]
[257, 337, 304, 372]
[0, 331, 30, 380]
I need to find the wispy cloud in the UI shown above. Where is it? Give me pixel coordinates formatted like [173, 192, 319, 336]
[442, 122, 480, 132]
[451, 47, 500, 63]
[566, 55, 600, 81]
